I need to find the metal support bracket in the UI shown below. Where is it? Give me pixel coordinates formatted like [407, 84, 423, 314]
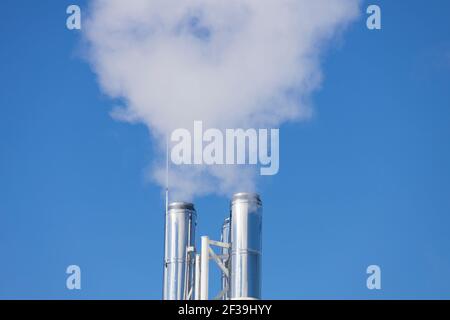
[197, 236, 230, 300]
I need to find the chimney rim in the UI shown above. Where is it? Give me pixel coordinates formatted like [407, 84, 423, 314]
[168, 201, 195, 211]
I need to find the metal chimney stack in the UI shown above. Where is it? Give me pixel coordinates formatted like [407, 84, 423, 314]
[163, 202, 196, 300]
[221, 218, 231, 300]
[229, 193, 263, 300]
[162, 193, 262, 300]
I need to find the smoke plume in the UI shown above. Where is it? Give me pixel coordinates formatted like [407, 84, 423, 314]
[84, 0, 360, 200]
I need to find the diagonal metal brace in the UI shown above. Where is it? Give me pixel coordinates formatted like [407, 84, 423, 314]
[208, 247, 229, 277]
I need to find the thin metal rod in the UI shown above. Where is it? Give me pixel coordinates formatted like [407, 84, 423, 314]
[165, 135, 169, 216]
[162, 135, 169, 299]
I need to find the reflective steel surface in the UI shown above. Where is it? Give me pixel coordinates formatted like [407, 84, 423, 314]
[229, 193, 262, 299]
[221, 217, 231, 300]
[163, 202, 196, 300]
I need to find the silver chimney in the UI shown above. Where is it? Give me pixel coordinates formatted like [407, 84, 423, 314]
[163, 202, 196, 300]
[221, 217, 231, 300]
[229, 193, 262, 300]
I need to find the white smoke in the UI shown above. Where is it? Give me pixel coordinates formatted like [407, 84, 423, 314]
[84, 0, 360, 200]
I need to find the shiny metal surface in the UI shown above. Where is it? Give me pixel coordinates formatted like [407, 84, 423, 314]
[229, 193, 262, 300]
[221, 217, 231, 300]
[163, 202, 196, 300]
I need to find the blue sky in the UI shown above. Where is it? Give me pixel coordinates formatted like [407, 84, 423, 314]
[1, 0, 450, 299]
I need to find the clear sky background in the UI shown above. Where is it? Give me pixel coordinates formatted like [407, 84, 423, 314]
[1, 0, 450, 299]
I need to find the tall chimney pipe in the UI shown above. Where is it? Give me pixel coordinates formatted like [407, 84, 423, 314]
[163, 202, 196, 300]
[229, 193, 262, 300]
[221, 217, 231, 300]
